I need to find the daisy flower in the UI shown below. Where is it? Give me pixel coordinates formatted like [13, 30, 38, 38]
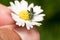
[9, 0, 45, 30]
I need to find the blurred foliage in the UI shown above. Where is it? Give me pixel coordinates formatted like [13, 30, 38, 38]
[0, 0, 60, 40]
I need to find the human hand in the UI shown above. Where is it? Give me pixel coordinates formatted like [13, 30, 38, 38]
[0, 4, 40, 40]
[0, 4, 21, 40]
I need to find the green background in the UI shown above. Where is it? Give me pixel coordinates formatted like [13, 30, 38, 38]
[0, 0, 60, 40]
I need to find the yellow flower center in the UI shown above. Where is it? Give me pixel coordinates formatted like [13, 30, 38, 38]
[18, 10, 30, 20]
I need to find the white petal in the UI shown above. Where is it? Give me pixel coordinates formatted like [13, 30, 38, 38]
[27, 21, 33, 28]
[26, 23, 30, 30]
[21, 22, 25, 27]
[10, 7, 20, 14]
[26, 21, 33, 28]
[14, 0, 20, 6]
[14, 0, 22, 13]
[10, 2, 15, 6]
[31, 22, 42, 26]
[11, 13, 25, 27]
[20, 0, 28, 10]
[10, 2, 16, 12]
[10, 2, 22, 14]
[26, 26, 30, 30]
[30, 25, 33, 28]
[32, 14, 45, 22]
[11, 13, 21, 22]
[28, 3, 34, 11]
[9, 2, 20, 14]
[16, 20, 25, 27]
[11, 13, 22, 26]
[16, 22, 22, 26]
[33, 6, 43, 15]
[25, 21, 33, 30]
[16, 18, 25, 27]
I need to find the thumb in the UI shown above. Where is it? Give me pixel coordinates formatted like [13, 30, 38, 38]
[0, 4, 15, 26]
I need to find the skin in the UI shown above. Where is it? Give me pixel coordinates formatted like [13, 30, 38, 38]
[0, 27, 21, 40]
[0, 4, 40, 40]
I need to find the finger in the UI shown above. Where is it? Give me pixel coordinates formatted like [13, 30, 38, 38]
[0, 24, 40, 40]
[0, 4, 15, 26]
[0, 24, 17, 30]
[0, 27, 21, 40]
[15, 27, 40, 40]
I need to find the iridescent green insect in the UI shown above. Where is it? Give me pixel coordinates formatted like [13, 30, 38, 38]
[28, 8, 34, 20]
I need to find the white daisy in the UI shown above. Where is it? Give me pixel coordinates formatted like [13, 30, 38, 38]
[9, 0, 45, 30]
